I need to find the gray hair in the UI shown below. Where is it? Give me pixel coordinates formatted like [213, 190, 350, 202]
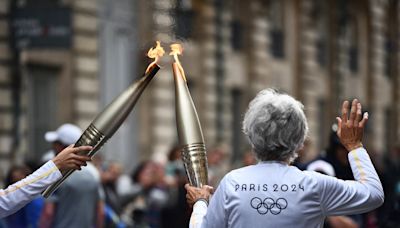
[242, 89, 308, 163]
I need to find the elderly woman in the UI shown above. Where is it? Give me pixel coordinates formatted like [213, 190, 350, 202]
[185, 89, 384, 228]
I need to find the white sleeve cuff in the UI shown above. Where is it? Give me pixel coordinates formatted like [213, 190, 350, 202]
[190, 200, 208, 228]
[46, 160, 63, 179]
[193, 200, 208, 211]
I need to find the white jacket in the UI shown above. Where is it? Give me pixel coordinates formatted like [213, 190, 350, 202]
[190, 148, 384, 228]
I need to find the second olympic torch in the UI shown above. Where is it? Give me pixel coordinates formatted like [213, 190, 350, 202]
[42, 41, 165, 197]
[170, 44, 208, 187]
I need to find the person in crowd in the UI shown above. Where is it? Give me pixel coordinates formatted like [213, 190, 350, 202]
[39, 124, 104, 228]
[325, 127, 354, 180]
[101, 161, 127, 227]
[0, 145, 92, 218]
[185, 89, 384, 228]
[292, 139, 313, 170]
[4, 165, 44, 228]
[122, 161, 168, 228]
[207, 144, 230, 187]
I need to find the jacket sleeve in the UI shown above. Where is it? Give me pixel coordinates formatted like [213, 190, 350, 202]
[189, 200, 208, 228]
[316, 148, 384, 216]
[0, 160, 62, 218]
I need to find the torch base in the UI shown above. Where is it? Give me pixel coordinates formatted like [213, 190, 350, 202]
[181, 143, 208, 187]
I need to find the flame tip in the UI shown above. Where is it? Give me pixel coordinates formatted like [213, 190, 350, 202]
[145, 41, 165, 73]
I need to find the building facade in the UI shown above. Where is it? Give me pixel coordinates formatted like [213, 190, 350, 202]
[0, 0, 398, 174]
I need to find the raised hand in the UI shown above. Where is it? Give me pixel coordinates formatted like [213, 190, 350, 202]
[336, 99, 368, 151]
[52, 145, 92, 174]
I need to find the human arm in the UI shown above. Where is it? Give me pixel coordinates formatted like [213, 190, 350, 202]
[0, 145, 92, 218]
[318, 100, 384, 215]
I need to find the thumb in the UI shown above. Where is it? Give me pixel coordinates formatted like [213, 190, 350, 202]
[184, 183, 191, 190]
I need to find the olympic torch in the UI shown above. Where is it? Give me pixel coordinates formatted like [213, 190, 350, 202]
[42, 41, 165, 197]
[170, 44, 208, 187]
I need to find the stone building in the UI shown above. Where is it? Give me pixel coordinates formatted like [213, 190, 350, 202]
[0, 0, 398, 174]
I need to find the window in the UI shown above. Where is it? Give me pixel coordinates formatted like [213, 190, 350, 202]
[347, 17, 358, 73]
[231, 20, 243, 51]
[267, 0, 285, 58]
[348, 46, 358, 73]
[312, 0, 329, 67]
[27, 65, 59, 159]
[230, 0, 245, 51]
[174, 0, 194, 40]
[338, 2, 359, 73]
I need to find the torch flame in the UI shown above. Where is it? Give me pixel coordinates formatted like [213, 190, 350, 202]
[146, 41, 165, 73]
[169, 43, 187, 81]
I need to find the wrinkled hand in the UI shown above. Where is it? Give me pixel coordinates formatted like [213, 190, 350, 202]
[336, 99, 368, 151]
[185, 184, 214, 206]
[52, 145, 92, 174]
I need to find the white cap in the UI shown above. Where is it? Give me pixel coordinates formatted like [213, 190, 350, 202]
[45, 123, 82, 146]
[307, 160, 336, 177]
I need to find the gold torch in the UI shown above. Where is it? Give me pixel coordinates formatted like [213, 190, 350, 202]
[170, 44, 208, 187]
[42, 41, 165, 197]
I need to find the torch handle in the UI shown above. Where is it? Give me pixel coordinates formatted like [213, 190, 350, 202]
[42, 124, 106, 198]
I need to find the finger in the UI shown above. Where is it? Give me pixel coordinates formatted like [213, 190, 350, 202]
[354, 103, 362, 127]
[74, 160, 87, 167]
[348, 99, 358, 126]
[71, 164, 80, 170]
[336, 117, 342, 136]
[70, 146, 93, 154]
[184, 183, 190, 190]
[203, 185, 214, 193]
[341, 101, 349, 124]
[358, 112, 369, 128]
[74, 155, 92, 162]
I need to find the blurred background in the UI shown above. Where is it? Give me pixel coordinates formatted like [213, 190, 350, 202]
[0, 0, 399, 227]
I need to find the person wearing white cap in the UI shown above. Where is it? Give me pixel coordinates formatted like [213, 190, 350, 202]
[185, 90, 383, 228]
[41, 123, 83, 162]
[40, 124, 104, 228]
[306, 160, 336, 177]
[0, 145, 92, 218]
[42, 123, 100, 181]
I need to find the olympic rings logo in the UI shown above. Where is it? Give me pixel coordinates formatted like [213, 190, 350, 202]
[250, 197, 288, 215]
